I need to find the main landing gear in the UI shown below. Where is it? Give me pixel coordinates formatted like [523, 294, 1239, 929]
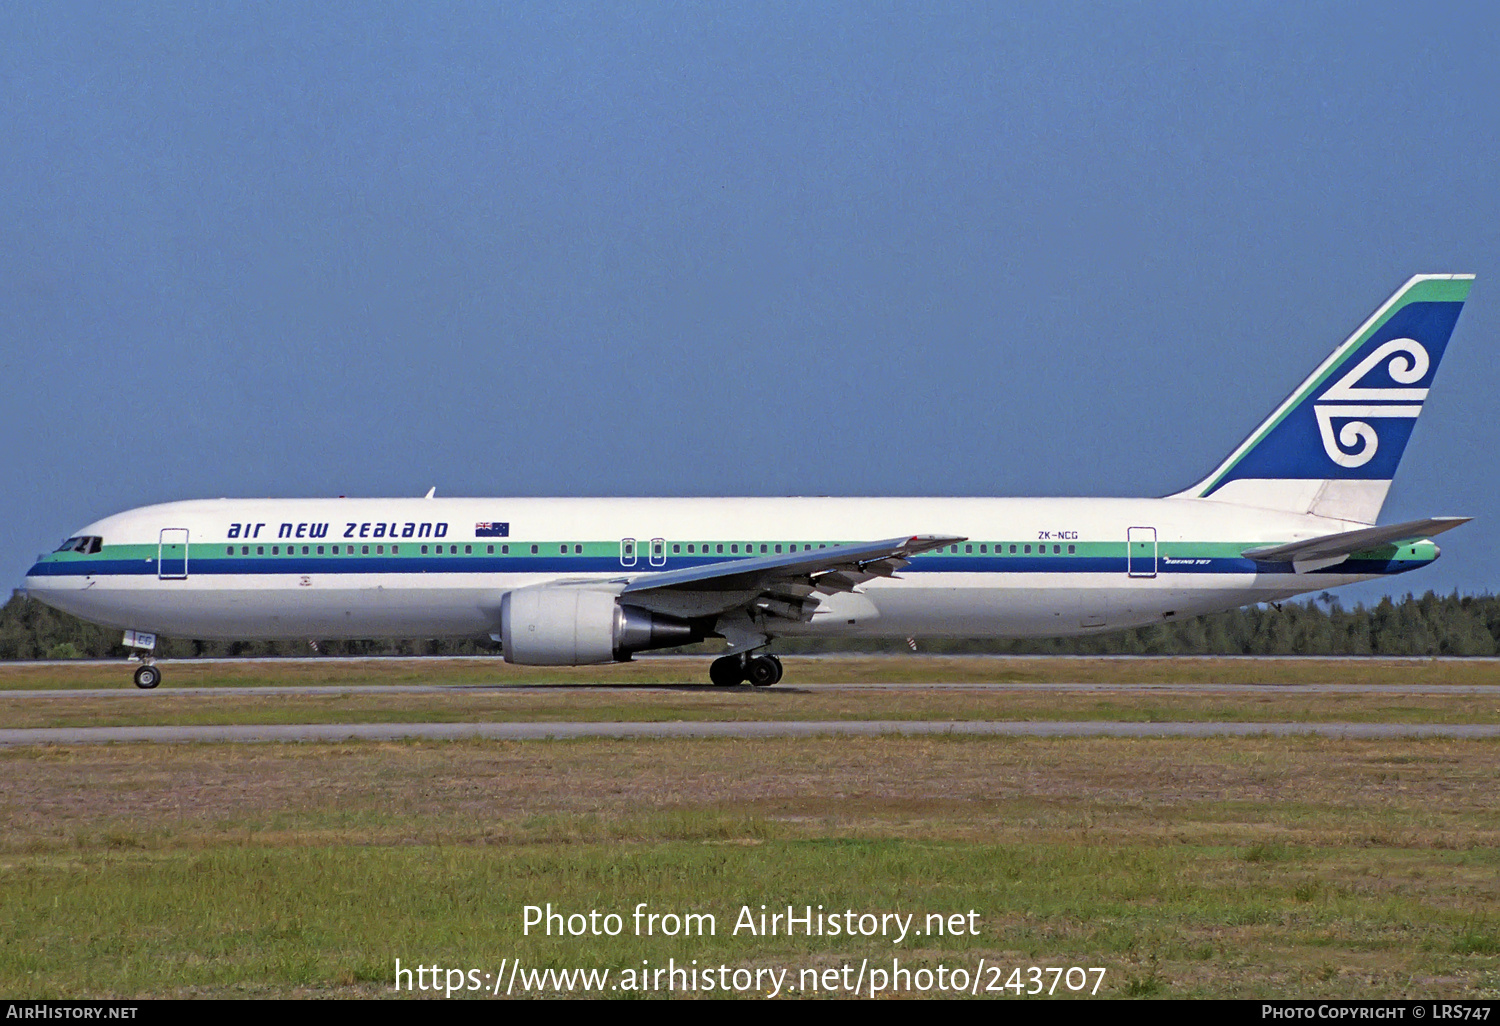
[709, 653, 783, 687]
[132, 662, 162, 689]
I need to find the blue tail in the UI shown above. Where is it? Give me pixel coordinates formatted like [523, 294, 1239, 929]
[1176, 274, 1473, 523]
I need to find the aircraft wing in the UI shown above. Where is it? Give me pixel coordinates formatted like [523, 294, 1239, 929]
[618, 534, 964, 623]
[1242, 516, 1470, 572]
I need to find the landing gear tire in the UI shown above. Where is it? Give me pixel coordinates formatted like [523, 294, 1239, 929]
[133, 664, 161, 690]
[709, 656, 743, 687]
[766, 655, 784, 685]
[747, 656, 780, 687]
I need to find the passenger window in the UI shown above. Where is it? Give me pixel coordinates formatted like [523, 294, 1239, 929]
[487, 545, 494, 554]
[775, 544, 782, 553]
[362, 545, 369, 554]
[574, 544, 582, 554]
[257, 546, 264, 555]
[560, 544, 567, 554]
[1024, 545, 1031, 554]
[965, 544, 972, 553]
[317, 546, 324, 555]
[717, 544, 724, 553]
[272, 546, 279, 555]
[980, 544, 987, 554]
[225, 547, 233, 555]
[242, 546, 249, 555]
[502, 545, 509, 554]
[421, 545, 428, 554]
[1068, 544, 1076, 554]
[464, 545, 471, 554]
[376, 545, 384, 554]
[760, 544, 768, 554]
[673, 544, 681, 554]
[1054, 544, 1061, 554]
[950, 545, 957, 554]
[531, 545, 538, 554]
[731, 544, 738, 553]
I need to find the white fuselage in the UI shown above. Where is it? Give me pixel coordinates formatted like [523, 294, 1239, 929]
[23, 495, 1421, 642]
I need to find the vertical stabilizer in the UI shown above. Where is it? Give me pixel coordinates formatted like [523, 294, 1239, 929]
[1174, 274, 1472, 523]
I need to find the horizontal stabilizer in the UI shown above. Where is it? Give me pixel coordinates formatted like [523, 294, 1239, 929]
[1242, 516, 1471, 569]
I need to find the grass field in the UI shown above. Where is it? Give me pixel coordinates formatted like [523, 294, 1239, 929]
[4, 686, 1500, 730]
[5, 654, 1500, 690]
[1, 657, 1497, 999]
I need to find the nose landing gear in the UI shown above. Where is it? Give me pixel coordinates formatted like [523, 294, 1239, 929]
[708, 653, 783, 687]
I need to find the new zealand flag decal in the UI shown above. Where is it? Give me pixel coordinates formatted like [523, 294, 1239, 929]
[475, 522, 510, 538]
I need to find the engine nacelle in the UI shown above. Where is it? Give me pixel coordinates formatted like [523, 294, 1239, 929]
[499, 586, 702, 665]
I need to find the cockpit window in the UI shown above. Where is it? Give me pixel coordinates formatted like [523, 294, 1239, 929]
[55, 536, 103, 554]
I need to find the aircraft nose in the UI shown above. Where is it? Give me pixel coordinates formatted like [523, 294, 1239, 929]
[23, 559, 61, 596]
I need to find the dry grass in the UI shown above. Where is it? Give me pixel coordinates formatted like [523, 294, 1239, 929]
[3, 735, 1497, 853]
[3, 687, 1500, 729]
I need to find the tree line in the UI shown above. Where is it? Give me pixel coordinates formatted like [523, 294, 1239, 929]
[4, 588, 1498, 660]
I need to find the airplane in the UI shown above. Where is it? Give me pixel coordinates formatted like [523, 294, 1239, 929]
[23, 274, 1474, 689]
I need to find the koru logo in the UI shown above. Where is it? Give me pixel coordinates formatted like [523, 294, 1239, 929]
[1313, 338, 1429, 468]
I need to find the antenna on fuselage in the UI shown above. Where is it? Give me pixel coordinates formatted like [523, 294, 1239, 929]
[424, 487, 436, 499]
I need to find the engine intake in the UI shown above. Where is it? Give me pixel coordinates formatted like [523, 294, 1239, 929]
[499, 586, 702, 665]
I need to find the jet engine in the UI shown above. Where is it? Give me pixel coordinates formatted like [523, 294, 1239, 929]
[499, 586, 703, 665]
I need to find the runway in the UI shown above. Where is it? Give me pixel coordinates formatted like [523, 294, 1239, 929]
[5, 682, 1499, 698]
[4, 719, 1499, 745]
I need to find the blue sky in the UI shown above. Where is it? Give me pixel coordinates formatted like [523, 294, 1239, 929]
[4, 2, 1496, 607]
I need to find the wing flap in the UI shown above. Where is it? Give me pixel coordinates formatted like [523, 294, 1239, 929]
[619, 534, 963, 620]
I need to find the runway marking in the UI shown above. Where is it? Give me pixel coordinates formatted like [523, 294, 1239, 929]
[3, 720, 1499, 745]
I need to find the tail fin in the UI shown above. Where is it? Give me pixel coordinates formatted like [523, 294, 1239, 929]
[1174, 274, 1473, 523]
